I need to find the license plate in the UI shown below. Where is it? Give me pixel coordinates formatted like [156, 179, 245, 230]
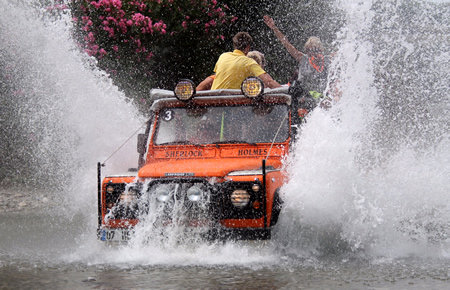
[99, 228, 132, 242]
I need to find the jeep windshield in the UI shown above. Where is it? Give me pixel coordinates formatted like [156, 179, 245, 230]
[154, 104, 289, 145]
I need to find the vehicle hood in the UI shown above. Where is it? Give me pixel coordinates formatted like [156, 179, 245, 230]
[138, 158, 280, 178]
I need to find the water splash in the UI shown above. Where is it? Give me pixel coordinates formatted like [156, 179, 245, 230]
[0, 1, 142, 207]
[276, 0, 449, 259]
[1, 0, 448, 267]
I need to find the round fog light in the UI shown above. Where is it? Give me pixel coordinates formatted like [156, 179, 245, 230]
[252, 184, 260, 192]
[230, 189, 250, 208]
[187, 186, 203, 202]
[241, 77, 264, 99]
[174, 79, 195, 101]
[155, 186, 170, 202]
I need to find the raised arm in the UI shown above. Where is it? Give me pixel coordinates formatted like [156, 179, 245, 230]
[258, 73, 281, 89]
[263, 15, 304, 63]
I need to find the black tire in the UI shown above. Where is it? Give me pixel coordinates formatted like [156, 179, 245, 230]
[270, 190, 283, 226]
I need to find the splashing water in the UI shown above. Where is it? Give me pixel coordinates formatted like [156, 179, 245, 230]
[0, 0, 448, 269]
[276, 0, 449, 259]
[1, 1, 142, 209]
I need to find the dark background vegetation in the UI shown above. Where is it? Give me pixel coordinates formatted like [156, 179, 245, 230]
[70, 0, 344, 108]
[0, 0, 344, 188]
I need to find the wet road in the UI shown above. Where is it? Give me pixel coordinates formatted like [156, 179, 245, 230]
[1, 209, 449, 289]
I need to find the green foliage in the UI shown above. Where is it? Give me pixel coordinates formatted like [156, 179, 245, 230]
[70, 0, 235, 107]
[70, 0, 344, 104]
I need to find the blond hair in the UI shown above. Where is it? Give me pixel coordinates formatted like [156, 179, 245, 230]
[247, 50, 266, 69]
[304, 36, 323, 52]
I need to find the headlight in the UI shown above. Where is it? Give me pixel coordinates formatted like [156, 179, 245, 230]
[119, 191, 137, 205]
[241, 77, 264, 99]
[187, 185, 203, 202]
[174, 79, 195, 101]
[155, 185, 171, 202]
[230, 189, 250, 208]
[106, 185, 115, 194]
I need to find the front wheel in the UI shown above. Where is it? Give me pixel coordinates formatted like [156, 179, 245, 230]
[270, 190, 283, 226]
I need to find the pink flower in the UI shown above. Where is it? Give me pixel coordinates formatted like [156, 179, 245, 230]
[90, 1, 100, 9]
[99, 48, 107, 58]
[135, 38, 141, 47]
[106, 16, 117, 24]
[118, 21, 127, 33]
[88, 32, 95, 42]
[181, 21, 187, 29]
[132, 13, 145, 25]
[112, 45, 118, 52]
[111, 0, 122, 9]
[103, 26, 115, 37]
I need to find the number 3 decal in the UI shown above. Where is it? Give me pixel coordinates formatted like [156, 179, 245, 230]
[162, 109, 173, 121]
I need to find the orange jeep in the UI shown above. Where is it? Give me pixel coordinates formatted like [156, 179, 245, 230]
[97, 78, 312, 242]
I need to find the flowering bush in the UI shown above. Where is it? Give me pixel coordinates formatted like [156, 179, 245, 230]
[71, 0, 236, 101]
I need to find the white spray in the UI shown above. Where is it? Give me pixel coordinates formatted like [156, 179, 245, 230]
[276, 0, 449, 259]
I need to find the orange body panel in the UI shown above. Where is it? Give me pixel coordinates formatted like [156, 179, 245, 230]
[222, 218, 264, 228]
[99, 93, 292, 238]
[140, 145, 286, 179]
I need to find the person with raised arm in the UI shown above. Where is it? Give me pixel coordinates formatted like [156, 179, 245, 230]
[264, 15, 340, 107]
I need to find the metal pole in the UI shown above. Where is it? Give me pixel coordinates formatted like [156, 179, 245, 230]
[262, 159, 267, 229]
[97, 162, 102, 230]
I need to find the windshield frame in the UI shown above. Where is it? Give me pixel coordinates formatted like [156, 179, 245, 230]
[151, 101, 291, 146]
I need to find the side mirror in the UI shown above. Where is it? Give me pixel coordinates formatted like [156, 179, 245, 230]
[137, 133, 147, 155]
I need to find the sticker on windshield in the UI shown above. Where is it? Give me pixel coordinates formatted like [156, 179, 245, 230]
[161, 109, 174, 121]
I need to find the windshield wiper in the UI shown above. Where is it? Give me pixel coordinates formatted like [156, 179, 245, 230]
[212, 140, 257, 146]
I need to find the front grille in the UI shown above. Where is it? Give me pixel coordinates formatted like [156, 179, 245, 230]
[142, 179, 217, 223]
[105, 179, 264, 222]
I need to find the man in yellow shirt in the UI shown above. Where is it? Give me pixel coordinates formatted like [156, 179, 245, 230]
[211, 32, 280, 90]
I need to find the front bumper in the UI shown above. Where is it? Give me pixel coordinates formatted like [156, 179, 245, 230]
[98, 225, 271, 242]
